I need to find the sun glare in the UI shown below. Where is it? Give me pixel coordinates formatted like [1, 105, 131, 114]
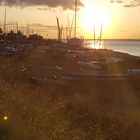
[80, 1, 111, 35]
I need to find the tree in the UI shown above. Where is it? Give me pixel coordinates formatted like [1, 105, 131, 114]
[0, 28, 3, 35]
[28, 34, 43, 45]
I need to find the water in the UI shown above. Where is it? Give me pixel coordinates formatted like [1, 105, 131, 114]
[84, 40, 140, 57]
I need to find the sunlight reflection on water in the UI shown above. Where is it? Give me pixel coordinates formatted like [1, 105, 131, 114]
[84, 40, 140, 57]
[85, 41, 104, 49]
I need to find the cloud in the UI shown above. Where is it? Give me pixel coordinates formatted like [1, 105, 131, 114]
[110, 0, 123, 3]
[111, 0, 140, 7]
[124, 4, 136, 7]
[0, 0, 83, 9]
[116, 0, 123, 3]
[124, 2, 140, 7]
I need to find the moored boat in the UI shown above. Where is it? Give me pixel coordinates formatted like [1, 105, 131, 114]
[67, 0, 84, 48]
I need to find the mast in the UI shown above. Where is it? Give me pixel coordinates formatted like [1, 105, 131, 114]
[4, 7, 6, 34]
[70, 16, 74, 38]
[67, 15, 74, 39]
[74, 0, 77, 38]
[67, 15, 70, 38]
[26, 23, 29, 37]
[16, 21, 19, 46]
[26, 23, 29, 46]
[94, 26, 96, 47]
[66, 26, 68, 40]
[99, 22, 103, 48]
[56, 17, 61, 41]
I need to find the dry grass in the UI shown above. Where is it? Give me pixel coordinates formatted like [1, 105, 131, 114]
[0, 49, 140, 140]
[0, 77, 140, 139]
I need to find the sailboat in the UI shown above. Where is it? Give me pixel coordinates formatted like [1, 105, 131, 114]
[67, 0, 84, 47]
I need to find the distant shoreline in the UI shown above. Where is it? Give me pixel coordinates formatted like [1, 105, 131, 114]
[85, 39, 140, 41]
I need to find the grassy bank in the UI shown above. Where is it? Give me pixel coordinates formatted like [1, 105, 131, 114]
[0, 47, 140, 140]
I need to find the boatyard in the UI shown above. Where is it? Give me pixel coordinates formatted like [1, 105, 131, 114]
[0, 0, 140, 139]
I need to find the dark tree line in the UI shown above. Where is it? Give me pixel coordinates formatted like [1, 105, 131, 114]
[0, 28, 44, 45]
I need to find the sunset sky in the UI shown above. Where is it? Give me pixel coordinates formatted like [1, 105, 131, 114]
[0, 0, 140, 39]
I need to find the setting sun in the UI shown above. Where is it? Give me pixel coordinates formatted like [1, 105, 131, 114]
[80, 1, 111, 34]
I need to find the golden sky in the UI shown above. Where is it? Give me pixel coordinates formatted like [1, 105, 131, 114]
[0, 0, 140, 39]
